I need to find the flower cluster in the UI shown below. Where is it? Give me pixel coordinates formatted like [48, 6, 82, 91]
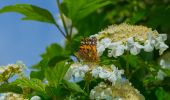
[91, 23, 168, 57]
[0, 61, 25, 83]
[66, 63, 124, 85]
[0, 93, 27, 100]
[90, 81, 144, 100]
[92, 65, 124, 85]
[0, 93, 41, 100]
[156, 52, 170, 80]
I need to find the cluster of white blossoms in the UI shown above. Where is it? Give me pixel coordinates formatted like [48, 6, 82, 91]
[92, 65, 124, 85]
[66, 63, 90, 79]
[91, 23, 168, 57]
[0, 93, 27, 100]
[0, 93, 41, 100]
[0, 61, 25, 82]
[156, 52, 170, 80]
[66, 63, 124, 84]
[90, 81, 144, 100]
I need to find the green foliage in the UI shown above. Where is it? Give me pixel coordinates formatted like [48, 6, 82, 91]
[11, 78, 46, 94]
[45, 85, 70, 99]
[0, 4, 56, 24]
[156, 87, 170, 100]
[63, 80, 84, 93]
[61, 0, 111, 23]
[45, 61, 70, 87]
[0, 83, 23, 94]
[0, 0, 170, 99]
[30, 70, 45, 80]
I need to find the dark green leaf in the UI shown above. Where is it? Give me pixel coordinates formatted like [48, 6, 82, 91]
[45, 86, 69, 98]
[0, 84, 23, 94]
[41, 43, 63, 59]
[47, 56, 69, 67]
[63, 80, 84, 93]
[11, 78, 46, 94]
[30, 70, 45, 80]
[45, 61, 70, 87]
[0, 4, 56, 24]
[61, 0, 111, 23]
[156, 87, 170, 100]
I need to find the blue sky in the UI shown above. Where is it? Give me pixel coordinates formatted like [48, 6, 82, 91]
[0, 0, 64, 67]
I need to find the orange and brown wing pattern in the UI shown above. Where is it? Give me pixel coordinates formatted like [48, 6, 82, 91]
[75, 37, 99, 62]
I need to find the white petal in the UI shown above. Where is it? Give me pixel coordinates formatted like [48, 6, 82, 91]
[97, 44, 105, 56]
[160, 59, 166, 69]
[159, 42, 169, 55]
[99, 70, 110, 79]
[157, 34, 167, 42]
[157, 70, 167, 80]
[130, 46, 140, 55]
[144, 41, 154, 52]
[100, 38, 111, 48]
[30, 96, 41, 100]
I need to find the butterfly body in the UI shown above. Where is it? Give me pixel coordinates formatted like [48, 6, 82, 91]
[75, 37, 99, 62]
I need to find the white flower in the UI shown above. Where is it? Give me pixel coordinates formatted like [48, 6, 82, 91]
[97, 38, 112, 56]
[30, 96, 41, 100]
[156, 34, 167, 42]
[156, 70, 167, 80]
[160, 59, 166, 69]
[155, 34, 169, 55]
[92, 65, 124, 85]
[108, 42, 125, 58]
[144, 32, 156, 52]
[97, 44, 106, 56]
[127, 37, 143, 55]
[99, 69, 110, 79]
[156, 42, 169, 55]
[90, 82, 113, 100]
[72, 64, 89, 78]
[108, 72, 117, 84]
[108, 65, 124, 84]
[92, 67, 102, 78]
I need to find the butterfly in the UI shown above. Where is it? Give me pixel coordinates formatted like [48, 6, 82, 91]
[75, 37, 99, 62]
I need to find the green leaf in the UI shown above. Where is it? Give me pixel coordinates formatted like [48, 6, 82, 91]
[41, 43, 70, 59]
[45, 61, 70, 87]
[30, 70, 45, 80]
[61, 0, 111, 23]
[47, 56, 69, 67]
[41, 43, 70, 67]
[156, 87, 170, 100]
[63, 80, 84, 93]
[11, 78, 46, 94]
[126, 10, 146, 24]
[0, 83, 23, 94]
[45, 86, 69, 98]
[0, 4, 56, 24]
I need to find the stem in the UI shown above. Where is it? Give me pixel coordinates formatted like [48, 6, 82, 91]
[69, 23, 73, 37]
[56, 0, 69, 36]
[54, 23, 66, 38]
[126, 51, 129, 77]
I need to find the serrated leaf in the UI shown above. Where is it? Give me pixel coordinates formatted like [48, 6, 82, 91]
[62, 0, 111, 23]
[63, 80, 84, 93]
[0, 84, 23, 94]
[0, 4, 56, 24]
[41, 43, 63, 59]
[11, 78, 46, 94]
[30, 70, 45, 80]
[45, 61, 70, 87]
[45, 86, 69, 98]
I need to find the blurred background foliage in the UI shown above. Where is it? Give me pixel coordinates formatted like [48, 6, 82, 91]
[0, 0, 170, 99]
